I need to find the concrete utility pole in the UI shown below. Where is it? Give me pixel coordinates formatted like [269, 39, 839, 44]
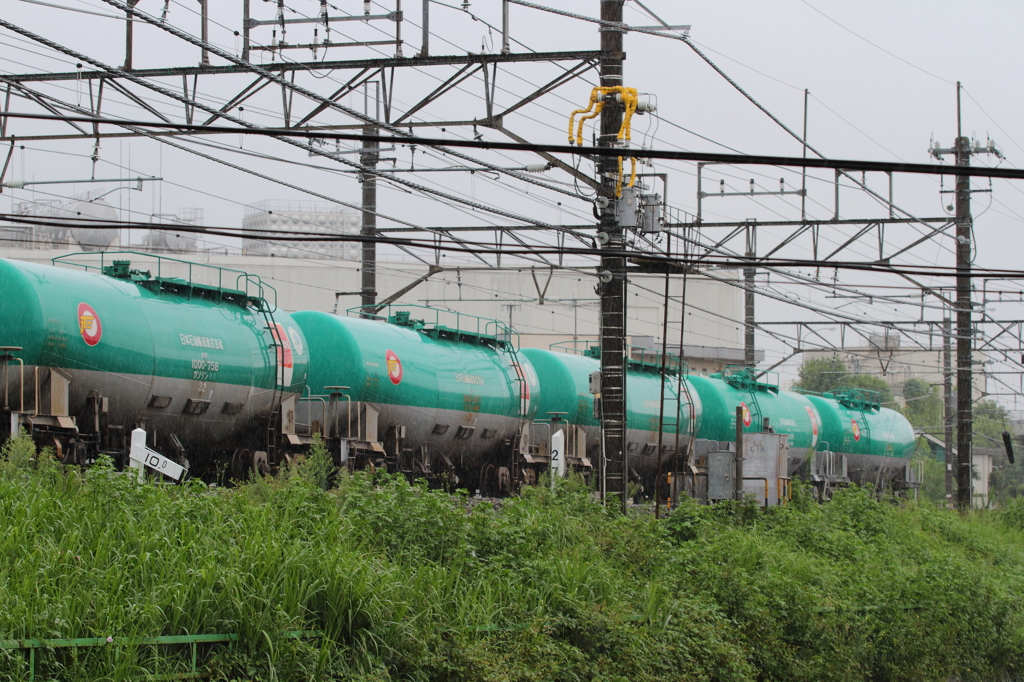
[360, 123, 379, 310]
[953, 125, 973, 512]
[929, 81, 1002, 511]
[597, 0, 628, 514]
[744, 224, 756, 367]
[123, 0, 142, 69]
[943, 317, 954, 505]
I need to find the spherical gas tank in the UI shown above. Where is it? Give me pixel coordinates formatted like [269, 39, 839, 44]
[292, 310, 539, 475]
[68, 199, 119, 251]
[0, 257, 309, 458]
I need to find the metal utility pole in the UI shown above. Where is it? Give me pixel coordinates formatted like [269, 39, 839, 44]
[928, 82, 1003, 511]
[597, 0, 627, 514]
[943, 317, 954, 505]
[360, 123, 379, 310]
[744, 224, 756, 367]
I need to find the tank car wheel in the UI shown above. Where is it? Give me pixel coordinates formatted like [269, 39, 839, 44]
[498, 467, 512, 496]
[62, 440, 78, 466]
[73, 441, 88, 467]
[252, 450, 270, 477]
[479, 464, 496, 497]
[230, 448, 251, 481]
[522, 467, 537, 487]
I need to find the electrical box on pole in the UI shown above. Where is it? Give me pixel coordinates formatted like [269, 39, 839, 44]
[640, 193, 663, 233]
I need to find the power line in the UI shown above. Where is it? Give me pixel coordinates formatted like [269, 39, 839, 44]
[799, 1, 954, 85]
[5, 111, 1024, 180]
[5, 212, 1024, 278]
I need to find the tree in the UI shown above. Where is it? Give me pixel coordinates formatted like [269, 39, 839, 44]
[793, 356, 895, 406]
[793, 356, 847, 394]
[974, 399, 1009, 442]
[902, 378, 943, 431]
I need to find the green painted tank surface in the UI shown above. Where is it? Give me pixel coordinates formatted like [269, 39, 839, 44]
[687, 371, 823, 457]
[804, 393, 916, 460]
[0, 257, 308, 453]
[519, 348, 694, 459]
[519, 348, 600, 427]
[292, 311, 538, 465]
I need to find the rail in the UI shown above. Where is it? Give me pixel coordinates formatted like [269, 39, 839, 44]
[0, 630, 322, 681]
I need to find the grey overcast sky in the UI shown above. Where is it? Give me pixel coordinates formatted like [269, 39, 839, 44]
[4, 0, 1024, 405]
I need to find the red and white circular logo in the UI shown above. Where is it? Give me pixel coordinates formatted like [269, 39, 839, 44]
[740, 402, 752, 427]
[385, 349, 403, 385]
[852, 419, 861, 441]
[78, 302, 102, 346]
[805, 406, 819, 447]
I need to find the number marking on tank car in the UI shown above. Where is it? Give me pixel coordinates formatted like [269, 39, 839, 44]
[191, 352, 220, 381]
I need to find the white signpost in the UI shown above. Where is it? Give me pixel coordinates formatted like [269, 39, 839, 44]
[550, 429, 566, 488]
[129, 428, 187, 482]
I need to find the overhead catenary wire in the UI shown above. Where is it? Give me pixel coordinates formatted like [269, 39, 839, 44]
[5, 212, 1024, 279]
[5, 111, 1024, 181]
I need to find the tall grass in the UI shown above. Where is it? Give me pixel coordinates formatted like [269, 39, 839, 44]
[0, 431, 1023, 681]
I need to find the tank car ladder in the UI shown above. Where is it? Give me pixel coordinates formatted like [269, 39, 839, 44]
[657, 360, 695, 507]
[504, 339, 536, 491]
[256, 304, 285, 470]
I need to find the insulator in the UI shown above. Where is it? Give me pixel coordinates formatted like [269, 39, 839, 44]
[524, 163, 548, 173]
[636, 100, 657, 113]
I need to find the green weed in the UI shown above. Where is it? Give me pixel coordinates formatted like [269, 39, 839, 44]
[0, 433, 1022, 680]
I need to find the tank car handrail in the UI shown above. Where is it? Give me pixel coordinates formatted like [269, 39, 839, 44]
[50, 251, 277, 311]
[344, 303, 518, 348]
[548, 339, 592, 355]
[1, 352, 25, 414]
[546, 340, 690, 376]
[716, 365, 780, 393]
[297, 395, 329, 438]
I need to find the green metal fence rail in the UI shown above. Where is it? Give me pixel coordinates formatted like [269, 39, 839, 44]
[0, 630, 323, 681]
